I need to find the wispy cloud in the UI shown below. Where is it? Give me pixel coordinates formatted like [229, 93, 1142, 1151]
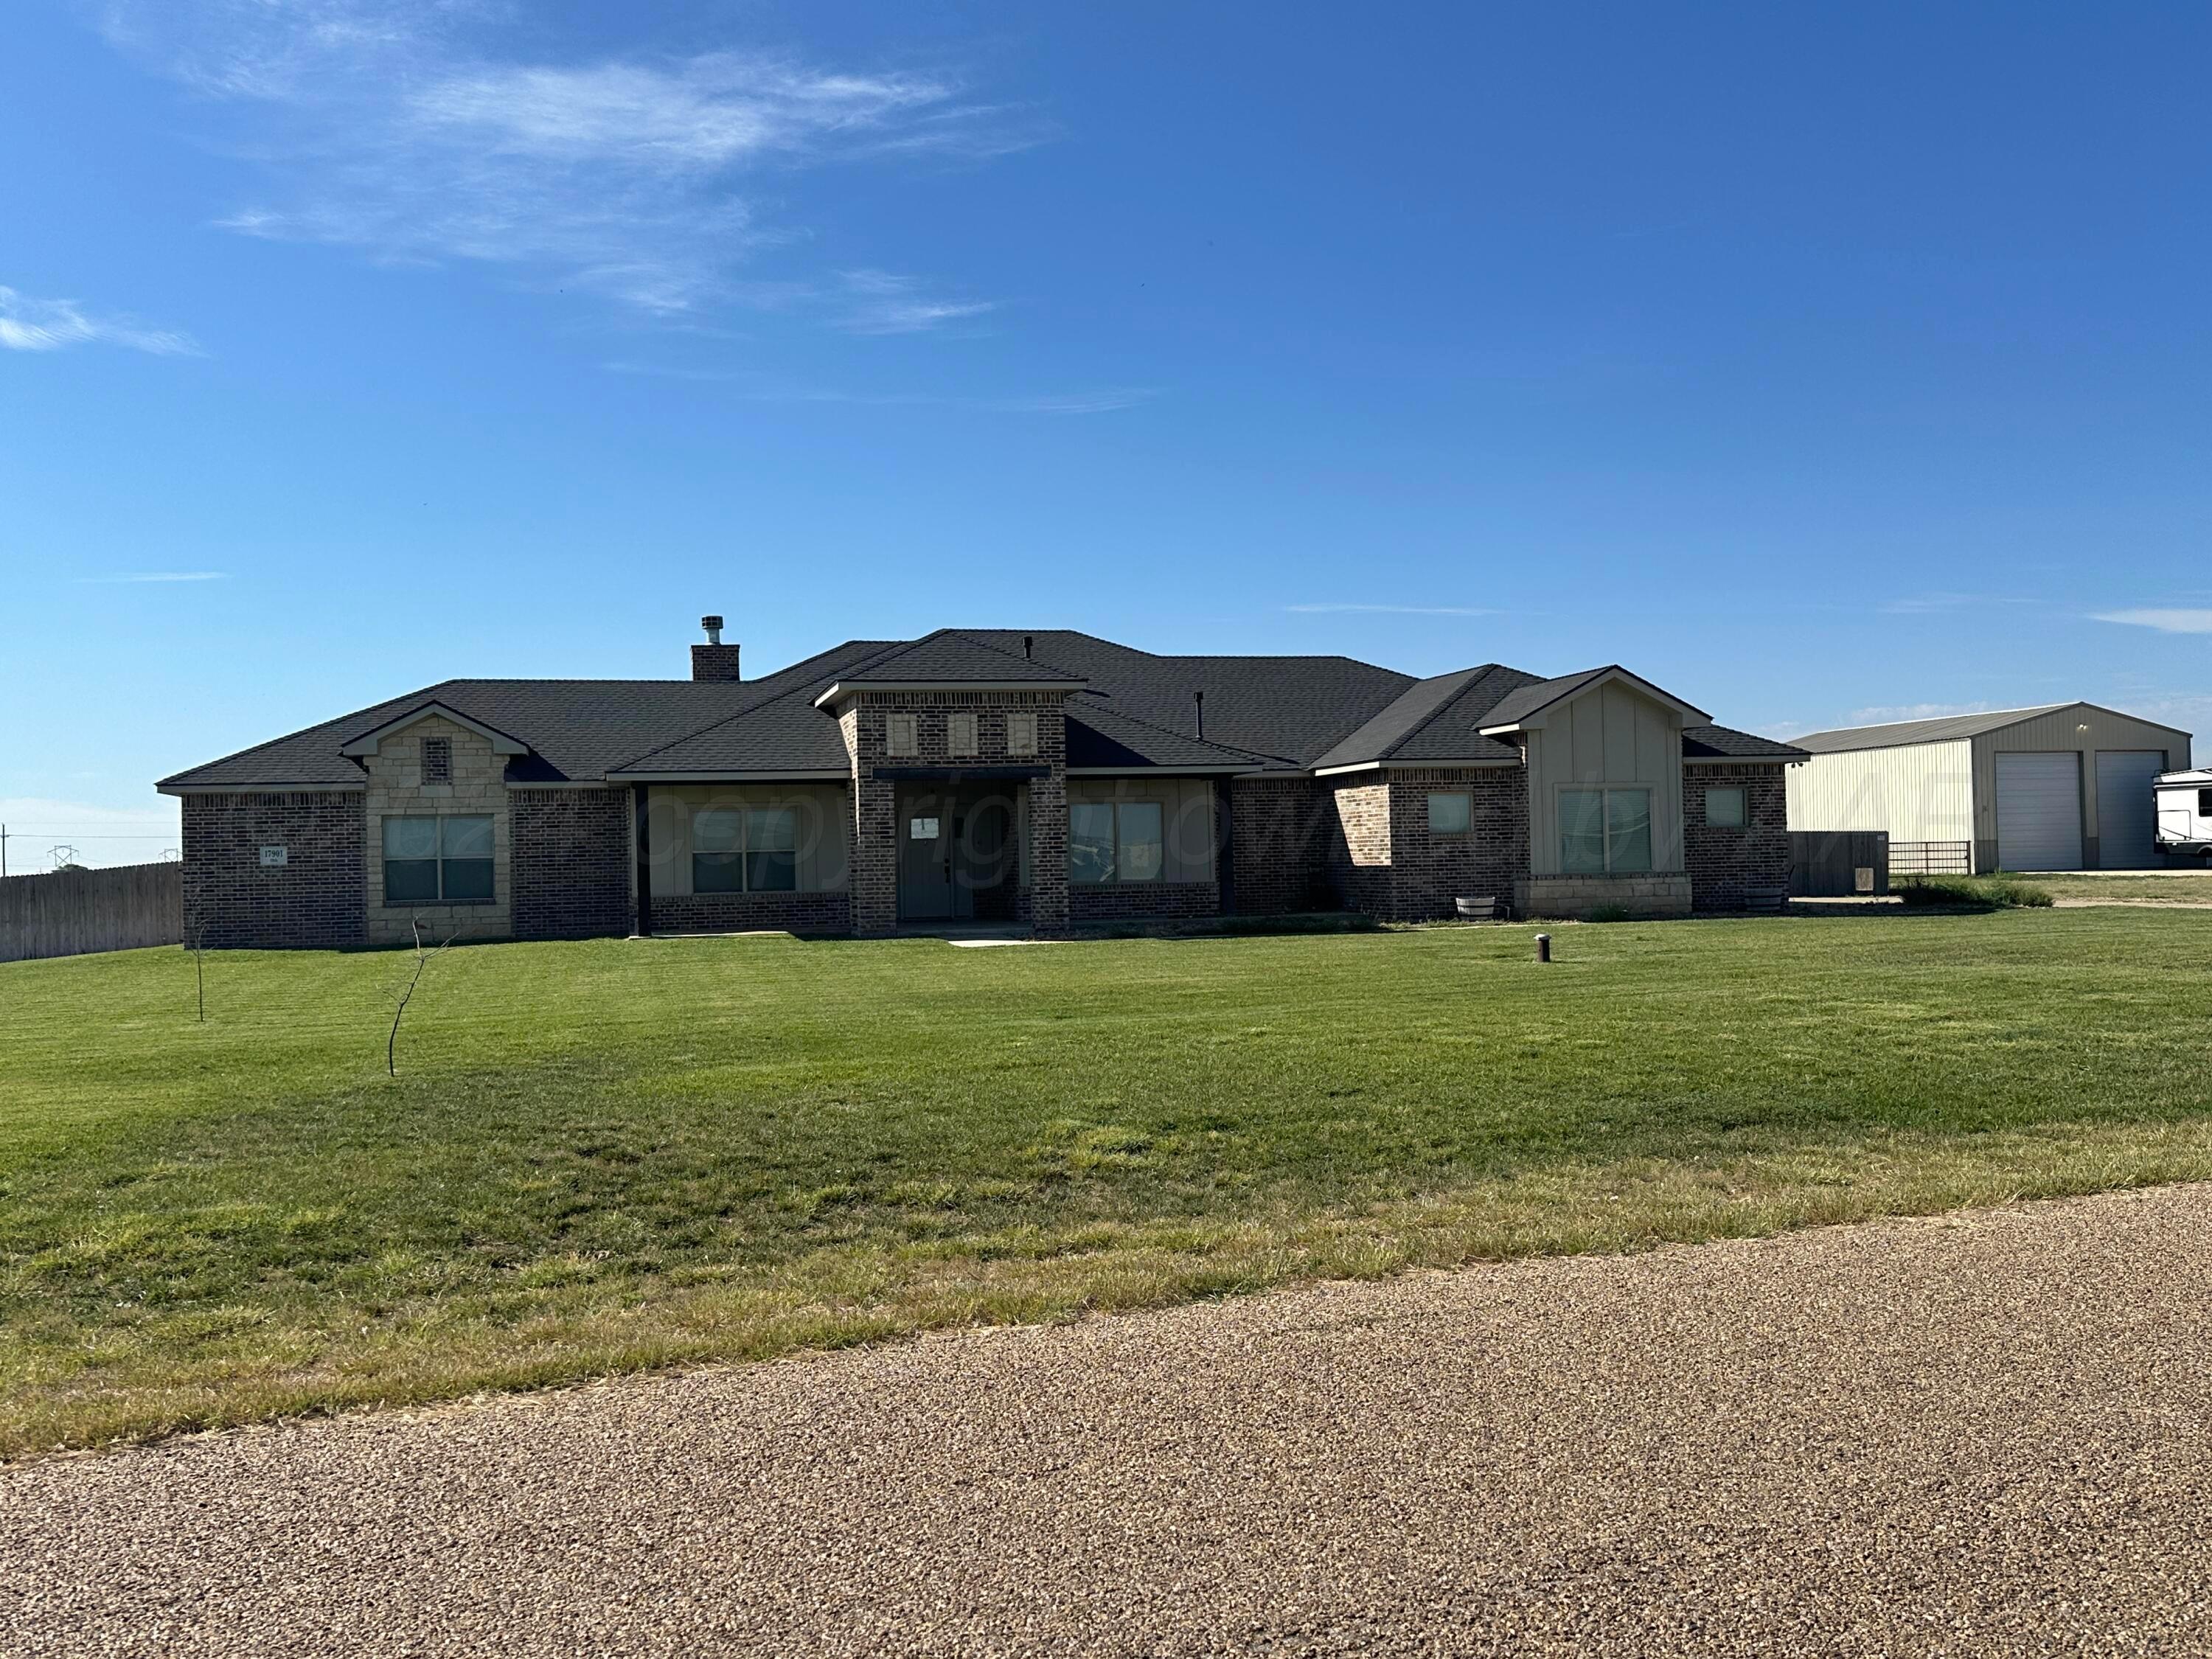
[1285, 603, 1502, 617]
[2092, 608, 2212, 635]
[602, 362, 1152, 414]
[0, 286, 201, 355]
[75, 571, 229, 583]
[100, 3, 1044, 319]
[832, 269, 995, 335]
[1882, 592, 2037, 615]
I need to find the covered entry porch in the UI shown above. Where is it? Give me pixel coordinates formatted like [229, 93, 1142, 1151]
[889, 776, 1034, 925]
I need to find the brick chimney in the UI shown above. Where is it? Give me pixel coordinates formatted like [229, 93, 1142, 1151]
[691, 615, 742, 682]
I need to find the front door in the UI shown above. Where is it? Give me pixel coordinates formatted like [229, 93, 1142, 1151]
[963, 797, 1015, 919]
[897, 793, 955, 920]
[897, 787, 1022, 923]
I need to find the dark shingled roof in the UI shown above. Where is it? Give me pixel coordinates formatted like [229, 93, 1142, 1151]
[1683, 726, 1810, 761]
[160, 627, 1806, 787]
[825, 629, 1085, 686]
[1065, 703, 1273, 771]
[956, 630, 1416, 768]
[1471, 667, 1618, 733]
[1310, 665, 1542, 769]
[1472, 665, 1711, 733]
[158, 641, 889, 789]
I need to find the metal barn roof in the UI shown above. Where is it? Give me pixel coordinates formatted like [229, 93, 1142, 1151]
[1792, 704, 2080, 754]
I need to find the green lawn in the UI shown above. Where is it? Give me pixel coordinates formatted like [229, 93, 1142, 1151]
[2014, 870, 2212, 902]
[5, 911, 2212, 1458]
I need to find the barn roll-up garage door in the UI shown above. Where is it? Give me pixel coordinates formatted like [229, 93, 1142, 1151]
[1995, 752, 2083, 870]
[2096, 750, 2166, 868]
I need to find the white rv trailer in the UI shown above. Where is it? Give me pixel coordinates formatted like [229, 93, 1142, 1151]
[2155, 770, 2212, 859]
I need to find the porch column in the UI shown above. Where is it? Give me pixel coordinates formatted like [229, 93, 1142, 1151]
[840, 705, 899, 936]
[1029, 768, 1070, 934]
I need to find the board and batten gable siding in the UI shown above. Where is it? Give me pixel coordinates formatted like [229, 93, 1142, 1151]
[644, 782, 852, 897]
[1524, 682, 1686, 876]
[1786, 740, 1974, 844]
[1065, 776, 1217, 883]
[1973, 705, 2190, 872]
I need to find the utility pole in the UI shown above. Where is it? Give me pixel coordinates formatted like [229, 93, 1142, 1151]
[1, 823, 10, 879]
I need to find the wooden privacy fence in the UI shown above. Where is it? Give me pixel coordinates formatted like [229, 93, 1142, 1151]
[0, 862, 183, 964]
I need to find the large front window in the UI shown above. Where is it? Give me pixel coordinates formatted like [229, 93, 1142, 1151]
[1560, 787, 1652, 874]
[1070, 800, 1164, 884]
[693, 807, 799, 893]
[383, 814, 494, 904]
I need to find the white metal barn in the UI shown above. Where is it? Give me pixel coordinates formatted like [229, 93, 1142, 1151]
[1787, 703, 2194, 873]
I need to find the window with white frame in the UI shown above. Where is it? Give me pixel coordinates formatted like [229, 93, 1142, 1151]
[947, 711, 978, 755]
[1703, 785, 1747, 828]
[886, 712, 918, 757]
[382, 814, 493, 903]
[420, 736, 452, 785]
[1426, 791, 1472, 835]
[1070, 800, 1164, 883]
[1559, 787, 1652, 874]
[1005, 710, 1037, 756]
[692, 806, 799, 893]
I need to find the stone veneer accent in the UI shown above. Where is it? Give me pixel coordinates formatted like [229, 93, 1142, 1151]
[361, 714, 512, 946]
[1683, 762, 1791, 911]
[838, 691, 1071, 936]
[1069, 879, 1220, 923]
[651, 890, 852, 934]
[180, 790, 366, 950]
[511, 787, 633, 940]
[1514, 872, 1694, 919]
[1228, 778, 1335, 913]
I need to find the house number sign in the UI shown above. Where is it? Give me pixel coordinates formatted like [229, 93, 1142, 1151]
[260, 845, 289, 867]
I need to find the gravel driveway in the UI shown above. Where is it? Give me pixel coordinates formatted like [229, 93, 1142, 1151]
[8, 1183, 2212, 1657]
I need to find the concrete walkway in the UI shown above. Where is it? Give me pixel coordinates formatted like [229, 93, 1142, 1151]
[7, 1184, 2212, 1656]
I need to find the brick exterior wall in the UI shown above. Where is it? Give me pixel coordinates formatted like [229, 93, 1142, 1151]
[1329, 779, 1394, 914]
[180, 790, 366, 950]
[1381, 767, 1528, 921]
[1228, 778, 1335, 913]
[651, 890, 852, 934]
[1683, 762, 1791, 911]
[838, 691, 1071, 936]
[512, 788, 632, 940]
[1069, 880, 1221, 922]
[689, 642, 744, 681]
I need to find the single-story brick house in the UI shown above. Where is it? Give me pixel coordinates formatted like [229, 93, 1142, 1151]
[159, 622, 1806, 947]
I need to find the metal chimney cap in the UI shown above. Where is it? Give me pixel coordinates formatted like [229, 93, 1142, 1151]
[701, 615, 724, 644]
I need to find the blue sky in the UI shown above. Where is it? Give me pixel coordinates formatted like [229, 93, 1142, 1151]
[6, 1, 2211, 868]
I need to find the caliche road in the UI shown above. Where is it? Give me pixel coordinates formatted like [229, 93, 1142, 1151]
[8, 1186, 2212, 1656]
